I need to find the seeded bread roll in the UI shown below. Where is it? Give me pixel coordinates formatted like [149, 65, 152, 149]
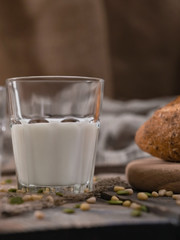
[135, 96, 180, 161]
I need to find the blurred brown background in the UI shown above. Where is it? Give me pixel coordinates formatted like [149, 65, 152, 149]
[0, 0, 180, 100]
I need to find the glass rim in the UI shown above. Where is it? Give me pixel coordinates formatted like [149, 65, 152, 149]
[6, 75, 104, 84]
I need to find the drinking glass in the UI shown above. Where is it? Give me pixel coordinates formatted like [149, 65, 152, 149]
[0, 86, 6, 179]
[6, 76, 104, 193]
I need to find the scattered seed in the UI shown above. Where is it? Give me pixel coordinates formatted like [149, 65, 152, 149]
[114, 186, 125, 192]
[144, 192, 152, 197]
[137, 192, 148, 200]
[130, 202, 141, 210]
[86, 196, 96, 204]
[31, 194, 43, 201]
[131, 209, 142, 217]
[126, 188, 134, 195]
[56, 192, 63, 197]
[0, 180, 6, 185]
[123, 200, 131, 207]
[158, 189, 166, 196]
[34, 210, 45, 219]
[165, 191, 173, 197]
[5, 179, 12, 184]
[17, 189, 25, 193]
[23, 195, 32, 201]
[8, 188, 17, 193]
[107, 200, 123, 205]
[63, 208, 75, 214]
[74, 204, 81, 208]
[37, 189, 43, 194]
[46, 195, 54, 203]
[152, 191, 159, 197]
[116, 190, 130, 195]
[111, 195, 119, 201]
[0, 187, 8, 192]
[172, 194, 180, 200]
[140, 205, 148, 212]
[9, 196, 24, 204]
[80, 202, 90, 211]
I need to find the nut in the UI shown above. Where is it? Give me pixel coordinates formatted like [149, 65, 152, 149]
[126, 188, 133, 195]
[165, 191, 173, 197]
[86, 196, 96, 204]
[152, 191, 159, 197]
[130, 202, 141, 210]
[80, 202, 90, 211]
[34, 210, 45, 219]
[158, 189, 166, 196]
[137, 192, 148, 200]
[111, 196, 119, 201]
[172, 194, 180, 200]
[123, 200, 131, 207]
[46, 195, 54, 203]
[113, 186, 125, 192]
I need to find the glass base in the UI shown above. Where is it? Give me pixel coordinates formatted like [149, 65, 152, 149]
[17, 181, 93, 194]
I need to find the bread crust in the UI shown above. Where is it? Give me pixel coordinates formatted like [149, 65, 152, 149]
[135, 96, 180, 161]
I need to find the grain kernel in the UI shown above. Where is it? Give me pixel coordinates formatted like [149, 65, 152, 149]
[0, 187, 8, 192]
[152, 191, 159, 197]
[158, 189, 166, 196]
[111, 195, 119, 201]
[80, 202, 90, 211]
[86, 196, 96, 204]
[23, 195, 32, 201]
[31, 194, 43, 200]
[46, 195, 54, 203]
[165, 191, 173, 197]
[123, 200, 131, 207]
[34, 210, 45, 219]
[17, 189, 25, 193]
[17, 188, 26, 193]
[130, 202, 141, 210]
[131, 209, 142, 217]
[114, 186, 125, 192]
[126, 188, 133, 195]
[172, 194, 180, 200]
[137, 192, 148, 200]
[0, 180, 6, 185]
[176, 200, 180, 205]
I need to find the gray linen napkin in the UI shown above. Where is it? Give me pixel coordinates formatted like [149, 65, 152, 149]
[96, 96, 175, 166]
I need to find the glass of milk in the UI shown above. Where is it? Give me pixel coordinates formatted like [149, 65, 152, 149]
[6, 76, 104, 193]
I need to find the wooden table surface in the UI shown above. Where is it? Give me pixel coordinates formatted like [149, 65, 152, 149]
[1, 170, 180, 240]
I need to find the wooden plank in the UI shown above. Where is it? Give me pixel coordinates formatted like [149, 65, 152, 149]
[0, 199, 170, 235]
[101, 190, 180, 225]
[0, 173, 178, 237]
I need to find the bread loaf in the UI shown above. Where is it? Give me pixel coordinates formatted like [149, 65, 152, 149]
[135, 96, 180, 161]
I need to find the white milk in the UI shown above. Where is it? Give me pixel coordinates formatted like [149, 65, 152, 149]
[11, 120, 99, 188]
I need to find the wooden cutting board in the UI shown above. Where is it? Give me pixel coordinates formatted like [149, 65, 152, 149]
[125, 157, 180, 193]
